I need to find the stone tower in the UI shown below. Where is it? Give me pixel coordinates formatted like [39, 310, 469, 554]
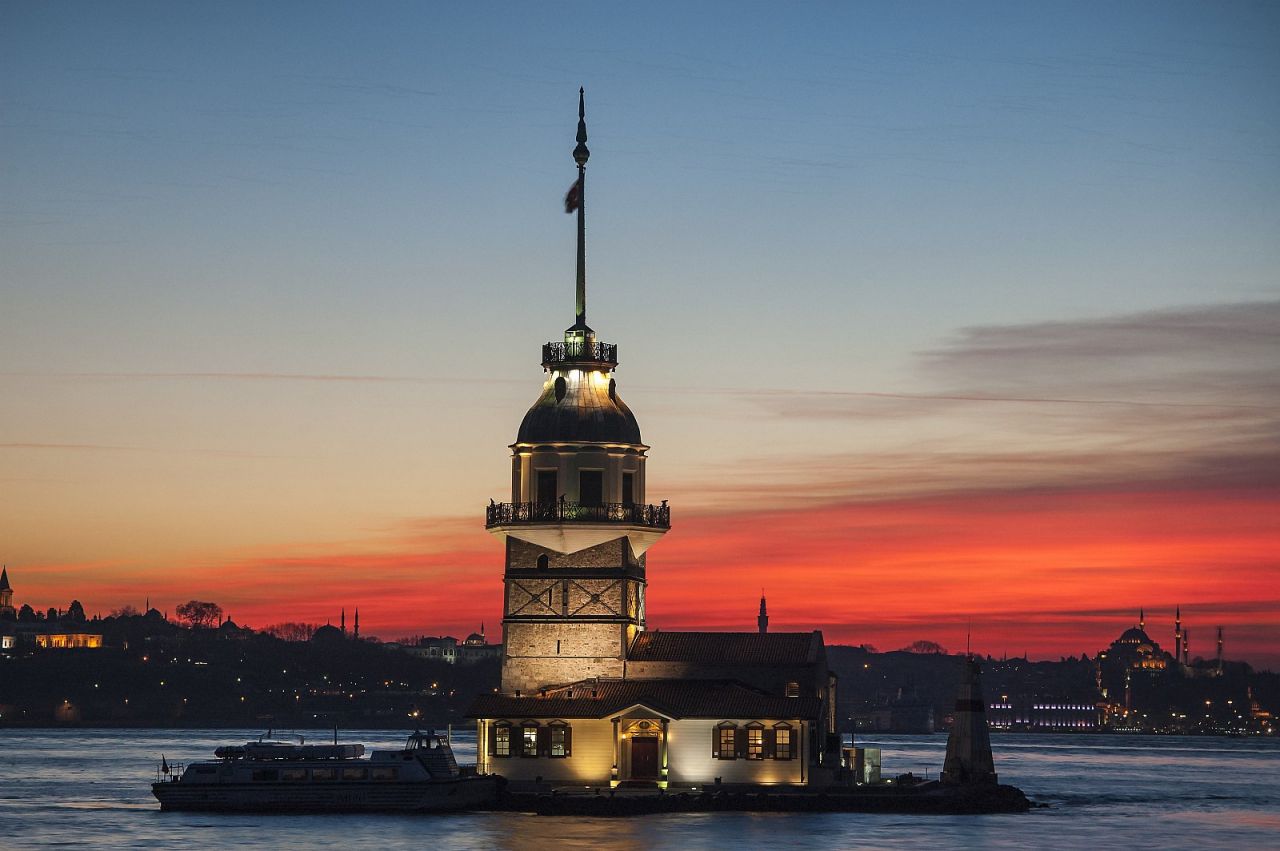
[758, 592, 769, 634]
[486, 90, 670, 695]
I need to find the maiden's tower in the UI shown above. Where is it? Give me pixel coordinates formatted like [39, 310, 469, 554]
[468, 92, 841, 789]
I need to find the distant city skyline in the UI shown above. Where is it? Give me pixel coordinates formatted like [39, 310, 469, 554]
[1, 3, 1277, 667]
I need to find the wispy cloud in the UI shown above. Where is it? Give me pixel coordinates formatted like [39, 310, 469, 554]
[0, 442, 141, 452]
[672, 300, 1279, 505]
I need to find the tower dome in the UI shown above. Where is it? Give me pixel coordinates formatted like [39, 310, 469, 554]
[517, 366, 641, 445]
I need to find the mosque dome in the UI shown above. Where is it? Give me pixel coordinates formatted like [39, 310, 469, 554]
[311, 624, 344, 643]
[1117, 627, 1151, 645]
[517, 369, 642, 445]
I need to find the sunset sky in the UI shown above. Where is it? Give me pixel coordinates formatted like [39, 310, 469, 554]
[2, 3, 1277, 667]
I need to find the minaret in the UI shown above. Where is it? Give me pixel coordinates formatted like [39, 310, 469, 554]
[1174, 606, 1183, 665]
[941, 655, 998, 786]
[1138, 607, 1145, 631]
[354, 607, 360, 641]
[0, 567, 13, 620]
[0, 566, 13, 617]
[486, 90, 671, 694]
[341, 608, 346, 635]
[757, 592, 769, 634]
[1216, 626, 1223, 675]
[1183, 628, 1190, 665]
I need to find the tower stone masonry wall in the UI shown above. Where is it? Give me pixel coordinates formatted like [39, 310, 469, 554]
[508, 537, 639, 570]
[502, 621, 628, 692]
[504, 577, 637, 619]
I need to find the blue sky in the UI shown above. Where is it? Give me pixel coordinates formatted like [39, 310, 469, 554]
[2, 2, 1278, 660]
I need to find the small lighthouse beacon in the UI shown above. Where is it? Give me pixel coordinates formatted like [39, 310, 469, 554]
[485, 90, 671, 695]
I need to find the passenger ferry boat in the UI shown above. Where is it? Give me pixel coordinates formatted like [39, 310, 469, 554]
[152, 731, 499, 813]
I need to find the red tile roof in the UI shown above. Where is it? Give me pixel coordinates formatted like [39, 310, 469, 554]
[627, 631, 823, 666]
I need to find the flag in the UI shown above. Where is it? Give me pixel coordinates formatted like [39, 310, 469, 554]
[161, 754, 170, 774]
[564, 178, 581, 214]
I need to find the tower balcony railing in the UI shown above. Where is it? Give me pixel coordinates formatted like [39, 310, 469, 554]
[542, 341, 618, 367]
[486, 500, 670, 529]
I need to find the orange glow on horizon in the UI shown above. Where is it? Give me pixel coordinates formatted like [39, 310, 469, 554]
[8, 482, 1278, 669]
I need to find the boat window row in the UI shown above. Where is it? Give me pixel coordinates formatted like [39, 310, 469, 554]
[488, 720, 572, 759]
[247, 765, 400, 782]
[714, 722, 795, 760]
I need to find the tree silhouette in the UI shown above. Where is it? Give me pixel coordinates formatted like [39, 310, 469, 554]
[176, 600, 223, 628]
[901, 640, 948, 655]
[66, 600, 86, 622]
[262, 622, 319, 642]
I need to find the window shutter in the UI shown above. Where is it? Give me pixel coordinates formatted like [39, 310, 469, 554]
[511, 727, 522, 758]
[563, 725, 572, 757]
[712, 726, 720, 758]
[487, 725, 496, 756]
[764, 727, 776, 759]
[735, 727, 747, 759]
[537, 726, 550, 757]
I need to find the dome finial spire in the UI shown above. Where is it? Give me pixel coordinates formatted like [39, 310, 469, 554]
[569, 88, 590, 332]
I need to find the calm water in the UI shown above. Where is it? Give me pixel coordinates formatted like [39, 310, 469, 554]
[0, 729, 1276, 849]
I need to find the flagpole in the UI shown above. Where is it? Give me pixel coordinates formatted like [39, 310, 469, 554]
[573, 87, 590, 329]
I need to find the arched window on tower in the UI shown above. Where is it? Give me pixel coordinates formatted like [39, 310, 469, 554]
[537, 554, 549, 570]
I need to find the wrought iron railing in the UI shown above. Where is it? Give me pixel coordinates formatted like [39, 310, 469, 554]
[542, 341, 618, 365]
[486, 500, 670, 529]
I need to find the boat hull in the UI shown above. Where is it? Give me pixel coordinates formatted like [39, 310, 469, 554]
[152, 776, 498, 813]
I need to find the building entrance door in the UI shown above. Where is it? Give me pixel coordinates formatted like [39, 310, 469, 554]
[630, 736, 659, 779]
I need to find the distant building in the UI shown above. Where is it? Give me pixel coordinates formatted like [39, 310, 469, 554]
[458, 626, 502, 665]
[987, 700, 1098, 731]
[0, 569, 104, 653]
[407, 636, 459, 664]
[861, 689, 936, 733]
[404, 627, 502, 665]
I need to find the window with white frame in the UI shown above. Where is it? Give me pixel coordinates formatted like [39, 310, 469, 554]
[774, 725, 793, 760]
[747, 726, 764, 759]
[550, 724, 568, 757]
[494, 725, 511, 758]
[716, 725, 736, 759]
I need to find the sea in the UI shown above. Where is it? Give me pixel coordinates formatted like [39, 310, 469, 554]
[0, 729, 1275, 850]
